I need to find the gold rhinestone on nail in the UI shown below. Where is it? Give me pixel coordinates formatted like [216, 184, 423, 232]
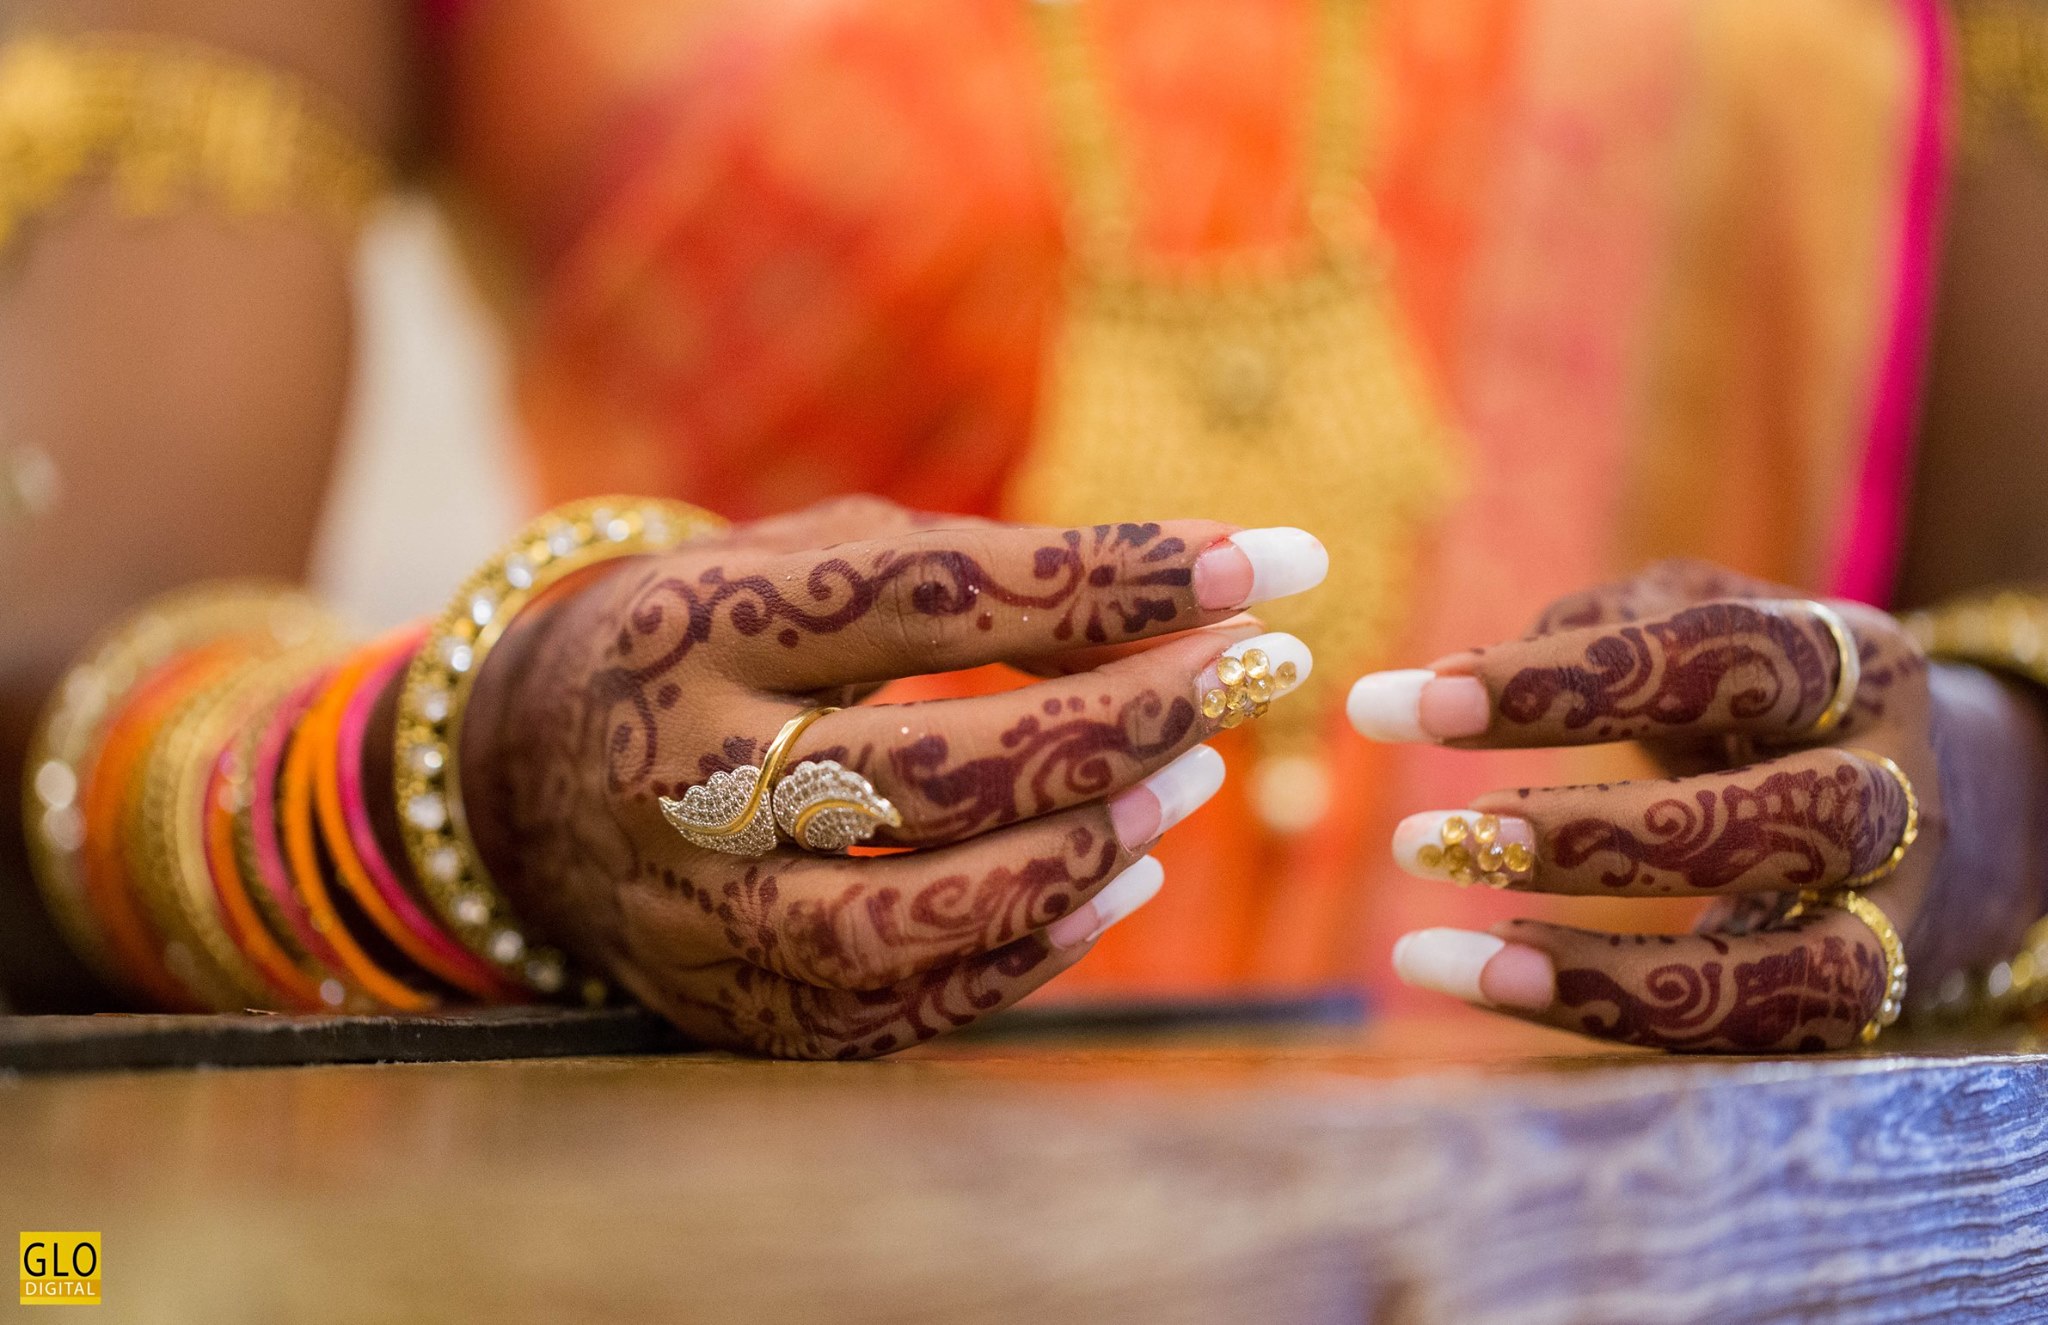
[1420, 813, 1534, 888]
[1204, 647, 1298, 729]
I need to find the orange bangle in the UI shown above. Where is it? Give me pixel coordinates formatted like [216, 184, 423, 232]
[279, 673, 436, 1012]
[202, 736, 331, 1011]
[81, 643, 242, 1010]
[308, 634, 520, 1000]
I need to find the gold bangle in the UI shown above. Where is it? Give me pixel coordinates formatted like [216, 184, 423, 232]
[1837, 749, 1919, 889]
[1802, 601, 1861, 739]
[1901, 589, 2048, 689]
[393, 497, 726, 991]
[1799, 888, 1908, 1045]
[23, 582, 339, 992]
[129, 649, 330, 1010]
[0, 34, 388, 254]
[146, 647, 336, 1009]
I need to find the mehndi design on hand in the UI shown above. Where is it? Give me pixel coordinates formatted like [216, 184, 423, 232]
[1356, 559, 1967, 1053]
[454, 500, 1325, 1058]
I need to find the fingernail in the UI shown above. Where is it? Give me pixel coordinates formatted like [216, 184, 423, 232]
[1347, 670, 1490, 743]
[1392, 811, 1535, 888]
[1049, 856, 1165, 949]
[1198, 632, 1313, 730]
[1194, 528, 1329, 610]
[1202, 611, 1265, 638]
[1109, 744, 1226, 850]
[1391, 929, 1555, 1010]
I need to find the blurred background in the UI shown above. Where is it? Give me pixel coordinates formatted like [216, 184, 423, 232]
[7, 0, 2048, 1014]
[313, 200, 522, 628]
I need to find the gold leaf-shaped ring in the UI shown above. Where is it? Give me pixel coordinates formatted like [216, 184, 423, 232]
[658, 708, 899, 856]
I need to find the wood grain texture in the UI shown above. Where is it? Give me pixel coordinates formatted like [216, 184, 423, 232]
[1, 1016, 2044, 1324]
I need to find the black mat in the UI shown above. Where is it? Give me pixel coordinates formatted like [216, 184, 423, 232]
[0, 992, 1368, 1074]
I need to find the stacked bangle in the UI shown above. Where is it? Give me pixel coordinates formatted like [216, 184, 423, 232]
[24, 583, 338, 1002]
[25, 498, 726, 1014]
[319, 632, 522, 1002]
[1899, 589, 2048, 1033]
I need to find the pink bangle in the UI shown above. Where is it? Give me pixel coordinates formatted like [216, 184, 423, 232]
[247, 669, 353, 983]
[334, 630, 519, 998]
[202, 740, 331, 1010]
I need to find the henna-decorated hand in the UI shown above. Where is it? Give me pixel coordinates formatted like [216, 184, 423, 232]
[1348, 559, 2048, 1053]
[463, 497, 1326, 1058]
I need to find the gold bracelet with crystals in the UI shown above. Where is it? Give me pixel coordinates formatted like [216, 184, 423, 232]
[1901, 588, 2048, 690]
[0, 33, 389, 253]
[392, 497, 727, 994]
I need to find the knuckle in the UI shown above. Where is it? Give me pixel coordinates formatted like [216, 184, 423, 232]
[792, 943, 905, 994]
[818, 493, 898, 522]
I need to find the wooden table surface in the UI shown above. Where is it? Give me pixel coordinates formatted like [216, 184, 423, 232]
[3, 1013, 2046, 1324]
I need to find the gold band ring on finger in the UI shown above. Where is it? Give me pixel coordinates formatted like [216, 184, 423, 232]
[1803, 601, 1861, 739]
[1838, 750, 1919, 889]
[1795, 888, 1908, 1044]
[658, 706, 902, 856]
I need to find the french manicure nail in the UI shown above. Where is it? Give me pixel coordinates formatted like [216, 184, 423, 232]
[1198, 632, 1313, 730]
[1347, 670, 1490, 743]
[1390, 929, 1554, 1010]
[1393, 811, 1535, 888]
[1109, 745, 1226, 850]
[1194, 528, 1330, 610]
[1049, 856, 1165, 949]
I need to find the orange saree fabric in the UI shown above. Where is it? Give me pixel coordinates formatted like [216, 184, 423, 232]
[430, 0, 1944, 999]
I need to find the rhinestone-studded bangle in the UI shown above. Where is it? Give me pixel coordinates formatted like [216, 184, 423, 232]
[392, 497, 726, 995]
[1901, 589, 2048, 689]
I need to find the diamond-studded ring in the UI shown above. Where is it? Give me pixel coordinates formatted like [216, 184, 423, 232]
[659, 706, 903, 856]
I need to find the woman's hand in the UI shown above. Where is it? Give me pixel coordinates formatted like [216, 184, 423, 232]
[463, 497, 1326, 1058]
[1348, 559, 2048, 1052]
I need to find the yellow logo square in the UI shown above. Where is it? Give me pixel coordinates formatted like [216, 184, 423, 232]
[19, 1233, 100, 1307]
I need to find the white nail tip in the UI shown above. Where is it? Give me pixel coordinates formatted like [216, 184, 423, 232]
[1228, 632, 1313, 688]
[1347, 669, 1432, 743]
[1391, 928, 1505, 1004]
[1145, 745, 1226, 834]
[1088, 856, 1165, 940]
[1231, 528, 1329, 604]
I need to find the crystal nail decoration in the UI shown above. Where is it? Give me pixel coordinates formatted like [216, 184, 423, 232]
[1414, 813, 1530, 889]
[1202, 647, 1299, 729]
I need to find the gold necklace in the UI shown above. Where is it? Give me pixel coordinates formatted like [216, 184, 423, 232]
[1011, 0, 1462, 810]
